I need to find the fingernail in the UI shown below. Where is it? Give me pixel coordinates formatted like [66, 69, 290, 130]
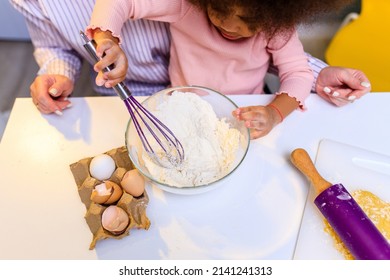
[49, 88, 58, 96]
[324, 87, 331, 93]
[66, 102, 73, 108]
[64, 97, 68, 101]
[54, 110, 63, 116]
[348, 95, 357, 101]
[96, 79, 105, 86]
[332, 91, 340, 97]
[361, 81, 371, 88]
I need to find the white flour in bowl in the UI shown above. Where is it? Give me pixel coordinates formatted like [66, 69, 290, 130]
[143, 91, 241, 187]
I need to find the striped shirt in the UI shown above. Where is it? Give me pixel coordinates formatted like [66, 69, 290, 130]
[10, 0, 327, 96]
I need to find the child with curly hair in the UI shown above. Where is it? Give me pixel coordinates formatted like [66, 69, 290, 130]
[86, 0, 354, 139]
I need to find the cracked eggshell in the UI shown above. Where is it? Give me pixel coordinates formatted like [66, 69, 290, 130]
[90, 181, 123, 205]
[101, 205, 129, 235]
[120, 169, 145, 197]
[89, 154, 116, 181]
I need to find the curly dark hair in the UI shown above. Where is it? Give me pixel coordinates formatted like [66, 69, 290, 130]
[188, 0, 354, 37]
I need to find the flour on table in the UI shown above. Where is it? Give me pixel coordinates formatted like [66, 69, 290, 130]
[143, 91, 241, 187]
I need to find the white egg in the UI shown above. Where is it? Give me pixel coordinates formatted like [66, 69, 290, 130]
[89, 154, 116, 181]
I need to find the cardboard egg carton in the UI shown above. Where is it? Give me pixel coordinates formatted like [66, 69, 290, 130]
[70, 146, 150, 250]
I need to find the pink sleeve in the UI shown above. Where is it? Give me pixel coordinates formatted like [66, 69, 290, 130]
[268, 31, 314, 110]
[86, 0, 133, 42]
[86, 0, 185, 42]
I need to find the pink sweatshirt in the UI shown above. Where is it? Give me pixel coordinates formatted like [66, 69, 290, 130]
[88, 0, 314, 106]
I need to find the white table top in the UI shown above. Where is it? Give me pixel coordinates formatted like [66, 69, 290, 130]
[1, 93, 389, 260]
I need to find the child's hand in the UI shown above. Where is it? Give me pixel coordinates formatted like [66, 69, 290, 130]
[232, 105, 282, 139]
[92, 29, 128, 88]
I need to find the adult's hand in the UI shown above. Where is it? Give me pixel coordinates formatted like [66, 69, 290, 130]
[315, 66, 371, 106]
[30, 74, 74, 115]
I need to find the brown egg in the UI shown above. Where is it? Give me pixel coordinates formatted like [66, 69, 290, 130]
[101, 205, 129, 235]
[120, 169, 145, 197]
[90, 181, 123, 205]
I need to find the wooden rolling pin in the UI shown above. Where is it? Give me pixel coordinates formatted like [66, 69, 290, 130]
[291, 148, 390, 260]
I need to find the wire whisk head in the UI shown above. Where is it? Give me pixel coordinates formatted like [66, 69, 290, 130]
[124, 96, 184, 168]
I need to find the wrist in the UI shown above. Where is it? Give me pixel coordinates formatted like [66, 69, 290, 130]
[267, 104, 284, 124]
[270, 92, 300, 119]
[93, 29, 119, 44]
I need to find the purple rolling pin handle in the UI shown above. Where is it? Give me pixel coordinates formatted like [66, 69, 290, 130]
[314, 183, 390, 260]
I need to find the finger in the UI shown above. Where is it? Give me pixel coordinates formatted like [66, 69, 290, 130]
[34, 100, 65, 115]
[104, 78, 124, 88]
[342, 69, 371, 91]
[232, 108, 241, 119]
[95, 39, 113, 58]
[250, 128, 270, 140]
[40, 97, 71, 115]
[328, 96, 350, 107]
[95, 71, 107, 87]
[320, 88, 355, 106]
[94, 43, 120, 71]
[332, 87, 368, 101]
[34, 101, 51, 114]
[31, 81, 60, 112]
[322, 86, 357, 102]
[235, 106, 258, 114]
[245, 118, 267, 129]
[338, 71, 371, 99]
[327, 87, 352, 99]
[345, 83, 371, 100]
[236, 106, 266, 120]
[48, 82, 73, 98]
[103, 63, 127, 81]
[94, 59, 109, 73]
[30, 75, 75, 115]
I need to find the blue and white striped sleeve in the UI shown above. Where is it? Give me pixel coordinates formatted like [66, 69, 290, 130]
[10, 0, 83, 82]
[305, 52, 329, 92]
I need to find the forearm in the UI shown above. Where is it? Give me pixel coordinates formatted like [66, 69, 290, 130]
[29, 18, 83, 82]
[33, 48, 82, 82]
[267, 52, 329, 93]
[11, 0, 82, 81]
[269, 32, 314, 108]
[87, 0, 132, 41]
[268, 93, 299, 122]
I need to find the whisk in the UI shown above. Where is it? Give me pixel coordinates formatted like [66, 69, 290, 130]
[80, 31, 184, 167]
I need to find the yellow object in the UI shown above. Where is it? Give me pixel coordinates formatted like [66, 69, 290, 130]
[325, 0, 390, 91]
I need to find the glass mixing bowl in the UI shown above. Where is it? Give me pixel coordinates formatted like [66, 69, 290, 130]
[125, 86, 250, 195]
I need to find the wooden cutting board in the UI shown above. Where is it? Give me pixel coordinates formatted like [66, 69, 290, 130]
[293, 139, 390, 259]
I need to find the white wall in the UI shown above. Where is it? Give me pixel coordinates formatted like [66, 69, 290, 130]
[0, 1, 30, 40]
